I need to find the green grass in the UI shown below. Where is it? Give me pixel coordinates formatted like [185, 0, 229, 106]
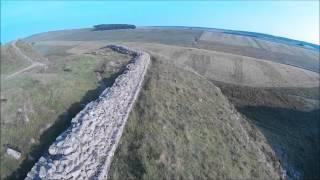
[0, 48, 131, 179]
[108, 56, 282, 180]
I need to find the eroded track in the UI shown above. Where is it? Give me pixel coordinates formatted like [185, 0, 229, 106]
[5, 41, 46, 79]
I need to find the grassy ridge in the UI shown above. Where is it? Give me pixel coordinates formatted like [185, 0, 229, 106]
[108, 56, 282, 179]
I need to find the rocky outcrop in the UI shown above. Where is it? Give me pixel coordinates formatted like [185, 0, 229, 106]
[6, 147, 21, 160]
[25, 45, 150, 179]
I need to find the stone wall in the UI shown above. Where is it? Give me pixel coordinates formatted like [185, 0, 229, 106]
[26, 45, 150, 179]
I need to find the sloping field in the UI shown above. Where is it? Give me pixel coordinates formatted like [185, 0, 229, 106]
[195, 40, 319, 73]
[25, 28, 202, 47]
[199, 31, 262, 48]
[25, 28, 319, 72]
[29, 41, 320, 88]
[199, 31, 319, 58]
[119, 42, 319, 88]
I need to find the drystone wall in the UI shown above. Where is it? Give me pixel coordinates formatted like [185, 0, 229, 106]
[25, 45, 150, 180]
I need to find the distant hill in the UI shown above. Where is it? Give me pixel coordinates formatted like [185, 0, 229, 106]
[26, 27, 320, 72]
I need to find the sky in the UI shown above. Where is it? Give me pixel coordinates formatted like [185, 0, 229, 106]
[1, 1, 319, 44]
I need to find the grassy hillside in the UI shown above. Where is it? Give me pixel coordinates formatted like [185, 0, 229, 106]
[118, 42, 319, 88]
[108, 56, 282, 179]
[25, 28, 319, 72]
[1, 27, 319, 179]
[0, 43, 131, 179]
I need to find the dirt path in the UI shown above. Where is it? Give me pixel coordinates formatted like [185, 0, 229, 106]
[5, 41, 46, 79]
